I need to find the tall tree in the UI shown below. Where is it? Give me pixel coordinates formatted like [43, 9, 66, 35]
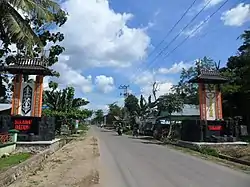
[94, 110, 104, 124]
[220, 30, 250, 129]
[43, 81, 89, 112]
[172, 56, 216, 105]
[108, 103, 122, 118]
[124, 94, 140, 115]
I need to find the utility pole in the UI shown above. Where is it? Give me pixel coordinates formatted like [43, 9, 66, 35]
[119, 85, 130, 124]
[119, 85, 129, 99]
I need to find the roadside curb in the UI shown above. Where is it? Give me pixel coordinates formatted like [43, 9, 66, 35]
[164, 140, 250, 167]
[0, 138, 69, 187]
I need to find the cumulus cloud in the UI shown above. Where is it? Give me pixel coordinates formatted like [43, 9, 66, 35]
[140, 81, 173, 99]
[133, 70, 174, 99]
[221, 3, 250, 27]
[158, 61, 193, 74]
[51, 61, 93, 93]
[58, 0, 150, 69]
[95, 75, 115, 93]
[134, 70, 155, 85]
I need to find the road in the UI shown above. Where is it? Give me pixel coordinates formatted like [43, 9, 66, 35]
[94, 127, 250, 187]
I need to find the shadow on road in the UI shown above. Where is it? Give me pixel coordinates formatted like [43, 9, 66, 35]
[128, 136, 155, 141]
[141, 141, 166, 145]
[100, 129, 113, 133]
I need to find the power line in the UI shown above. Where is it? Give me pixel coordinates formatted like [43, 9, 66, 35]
[131, 0, 199, 82]
[162, 0, 230, 60]
[132, 0, 214, 82]
[146, 0, 198, 59]
[145, 0, 214, 69]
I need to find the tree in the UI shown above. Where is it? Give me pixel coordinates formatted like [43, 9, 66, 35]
[108, 103, 122, 118]
[124, 94, 140, 115]
[0, 0, 64, 52]
[220, 30, 250, 131]
[94, 110, 104, 124]
[157, 93, 184, 138]
[172, 56, 216, 105]
[0, 2, 67, 103]
[43, 81, 89, 112]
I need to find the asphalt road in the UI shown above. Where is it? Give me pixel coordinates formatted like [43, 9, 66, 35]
[94, 127, 250, 187]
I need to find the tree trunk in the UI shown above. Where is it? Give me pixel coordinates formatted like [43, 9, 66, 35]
[167, 116, 172, 139]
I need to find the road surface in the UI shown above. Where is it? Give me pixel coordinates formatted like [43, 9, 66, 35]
[94, 127, 250, 187]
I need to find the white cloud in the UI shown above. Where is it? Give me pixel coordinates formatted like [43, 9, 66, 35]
[204, 0, 224, 8]
[134, 70, 155, 85]
[158, 61, 193, 74]
[51, 62, 93, 93]
[191, 0, 224, 14]
[58, 0, 150, 69]
[221, 3, 250, 27]
[140, 81, 173, 99]
[181, 19, 208, 38]
[95, 75, 115, 93]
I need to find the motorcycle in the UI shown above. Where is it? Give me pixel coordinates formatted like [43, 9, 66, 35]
[117, 127, 123, 135]
[133, 129, 139, 137]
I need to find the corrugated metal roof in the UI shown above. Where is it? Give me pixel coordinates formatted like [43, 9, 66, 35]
[0, 104, 12, 111]
[159, 104, 200, 117]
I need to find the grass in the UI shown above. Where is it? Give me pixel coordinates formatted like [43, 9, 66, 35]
[77, 124, 89, 135]
[124, 130, 132, 135]
[0, 153, 31, 171]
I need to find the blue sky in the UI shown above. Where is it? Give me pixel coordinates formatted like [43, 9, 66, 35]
[48, 0, 250, 112]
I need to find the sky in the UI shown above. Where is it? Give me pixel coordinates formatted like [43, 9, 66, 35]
[43, 0, 250, 112]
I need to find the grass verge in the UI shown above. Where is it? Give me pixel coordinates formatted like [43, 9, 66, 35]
[0, 153, 31, 171]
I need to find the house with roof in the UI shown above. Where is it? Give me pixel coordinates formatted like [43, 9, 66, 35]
[0, 103, 12, 115]
[156, 104, 200, 122]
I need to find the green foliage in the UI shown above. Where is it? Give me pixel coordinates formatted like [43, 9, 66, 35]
[0, 0, 65, 52]
[172, 56, 216, 105]
[0, 1, 67, 102]
[220, 30, 250, 118]
[157, 93, 184, 115]
[93, 109, 104, 124]
[43, 81, 89, 112]
[124, 94, 140, 115]
[0, 153, 31, 170]
[199, 147, 219, 157]
[108, 102, 122, 118]
[43, 109, 92, 120]
[42, 81, 92, 119]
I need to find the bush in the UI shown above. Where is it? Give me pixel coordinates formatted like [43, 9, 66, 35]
[199, 147, 219, 157]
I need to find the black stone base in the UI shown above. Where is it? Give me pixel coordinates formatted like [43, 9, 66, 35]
[0, 115, 55, 142]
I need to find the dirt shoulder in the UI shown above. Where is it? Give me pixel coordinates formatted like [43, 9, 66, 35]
[9, 133, 101, 187]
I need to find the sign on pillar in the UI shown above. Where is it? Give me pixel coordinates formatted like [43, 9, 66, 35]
[33, 75, 44, 117]
[20, 82, 35, 116]
[198, 83, 223, 121]
[11, 74, 23, 115]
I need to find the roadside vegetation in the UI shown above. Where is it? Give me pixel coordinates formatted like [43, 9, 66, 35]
[0, 153, 31, 171]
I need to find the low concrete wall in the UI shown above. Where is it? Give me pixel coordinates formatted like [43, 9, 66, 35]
[15, 139, 65, 153]
[0, 138, 69, 187]
[0, 143, 16, 157]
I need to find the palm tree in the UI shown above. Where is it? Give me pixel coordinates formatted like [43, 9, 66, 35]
[43, 84, 89, 112]
[0, 0, 62, 51]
